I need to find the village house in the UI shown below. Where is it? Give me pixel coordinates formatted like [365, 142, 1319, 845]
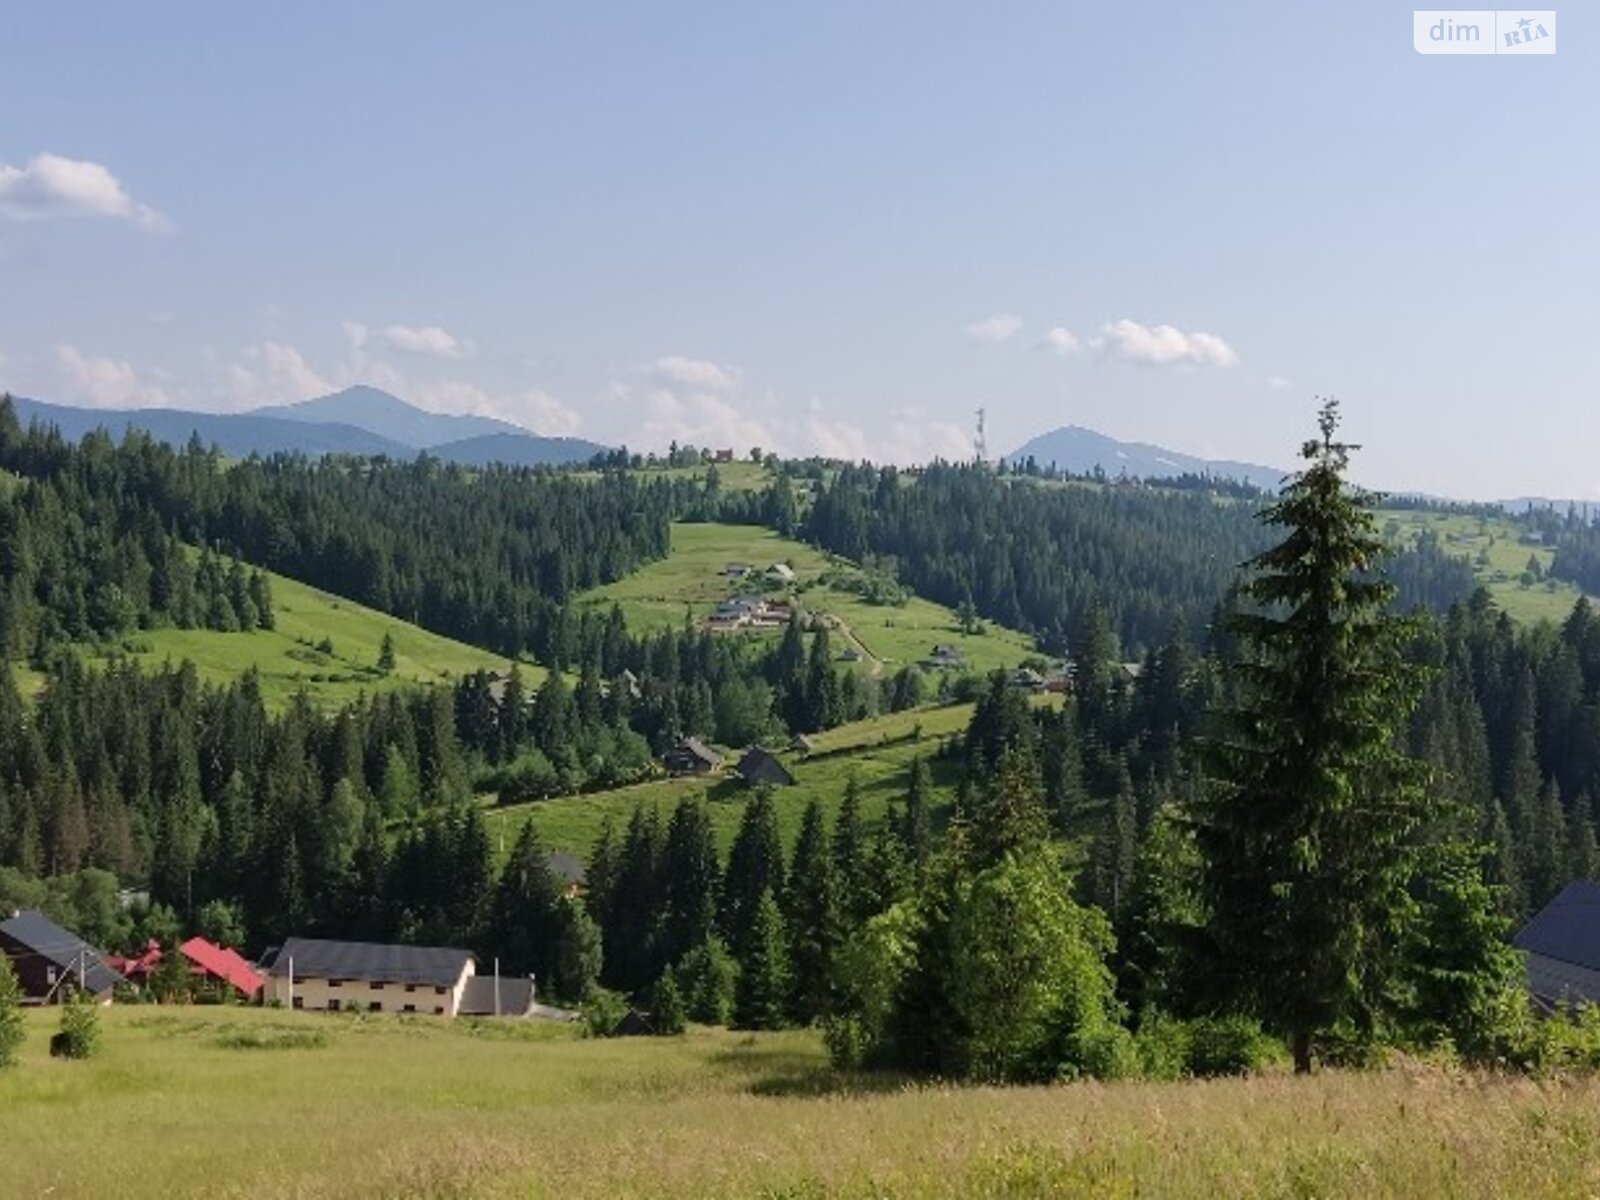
[662, 737, 723, 775]
[261, 937, 478, 1016]
[1515, 881, 1600, 1011]
[0, 910, 124, 1004]
[1009, 666, 1046, 693]
[764, 562, 797, 585]
[736, 746, 796, 788]
[924, 643, 966, 669]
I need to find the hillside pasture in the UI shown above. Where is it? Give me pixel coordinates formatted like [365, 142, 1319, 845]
[4, 1006, 1600, 1198]
[576, 521, 1037, 676]
[61, 564, 520, 709]
[1380, 508, 1593, 625]
[485, 703, 974, 861]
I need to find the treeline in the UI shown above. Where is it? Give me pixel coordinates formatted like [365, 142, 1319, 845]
[1549, 511, 1600, 596]
[803, 462, 1475, 656]
[0, 427, 274, 659]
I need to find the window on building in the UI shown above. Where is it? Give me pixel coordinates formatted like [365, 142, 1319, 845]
[328, 999, 341, 1013]
[292, 996, 304, 1010]
[434, 1006, 444, 1015]
[371, 981, 384, 991]
[405, 984, 415, 993]
[328, 979, 342, 989]
[435, 985, 448, 995]
[403, 1004, 415, 1014]
[369, 1001, 381, 1012]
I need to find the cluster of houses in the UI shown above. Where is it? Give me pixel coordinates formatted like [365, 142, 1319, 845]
[0, 908, 571, 1021]
[708, 594, 793, 632]
[706, 562, 798, 634]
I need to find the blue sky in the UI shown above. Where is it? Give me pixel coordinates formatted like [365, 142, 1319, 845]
[1, 2, 1593, 498]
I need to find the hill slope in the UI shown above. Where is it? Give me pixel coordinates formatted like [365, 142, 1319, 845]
[71, 559, 522, 709]
[430, 431, 610, 467]
[1010, 425, 1286, 491]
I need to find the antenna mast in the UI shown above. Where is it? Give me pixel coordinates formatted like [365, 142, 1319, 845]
[974, 407, 988, 466]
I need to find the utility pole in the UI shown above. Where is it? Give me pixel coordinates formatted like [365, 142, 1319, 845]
[493, 957, 501, 1018]
[287, 955, 294, 1009]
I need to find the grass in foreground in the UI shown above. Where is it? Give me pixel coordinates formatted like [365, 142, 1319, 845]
[5, 1005, 1600, 1198]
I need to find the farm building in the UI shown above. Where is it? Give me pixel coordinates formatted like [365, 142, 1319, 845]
[0, 910, 124, 1004]
[735, 746, 796, 787]
[459, 974, 537, 1018]
[765, 562, 797, 584]
[663, 737, 723, 775]
[924, 644, 966, 668]
[261, 937, 477, 1016]
[1009, 667, 1046, 692]
[1515, 881, 1600, 1011]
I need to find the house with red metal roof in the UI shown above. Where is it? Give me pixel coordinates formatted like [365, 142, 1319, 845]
[181, 937, 264, 999]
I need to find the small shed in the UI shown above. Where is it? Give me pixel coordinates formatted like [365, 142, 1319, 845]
[736, 747, 796, 788]
[0, 910, 124, 1004]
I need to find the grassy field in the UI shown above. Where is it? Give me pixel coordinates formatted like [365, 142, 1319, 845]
[50, 564, 521, 709]
[485, 702, 977, 861]
[6, 1006, 1600, 1198]
[576, 522, 1038, 676]
[1380, 508, 1593, 625]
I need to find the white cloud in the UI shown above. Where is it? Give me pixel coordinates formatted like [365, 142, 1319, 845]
[651, 355, 742, 391]
[411, 379, 584, 437]
[1266, 375, 1292, 390]
[0, 153, 171, 232]
[1036, 326, 1081, 355]
[801, 405, 972, 465]
[965, 313, 1023, 345]
[224, 341, 333, 407]
[55, 344, 175, 408]
[1095, 319, 1239, 369]
[345, 321, 467, 359]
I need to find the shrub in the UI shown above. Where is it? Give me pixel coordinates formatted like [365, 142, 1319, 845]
[579, 988, 629, 1039]
[57, 992, 101, 1060]
[1133, 1012, 1193, 1082]
[651, 974, 687, 1036]
[215, 1025, 328, 1051]
[0, 953, 24, 1067]
[1185, 1015, 1275, 1077]
[1070, 1023, 1140, 1081]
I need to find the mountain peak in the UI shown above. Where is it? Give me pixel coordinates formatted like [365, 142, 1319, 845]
[250, 386, 528, 450]
[1009, 425, 1286, 491]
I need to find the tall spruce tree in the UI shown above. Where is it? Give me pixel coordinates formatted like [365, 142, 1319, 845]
[1197, 401, 1431, 1073]
[785, 799, 842, 1023]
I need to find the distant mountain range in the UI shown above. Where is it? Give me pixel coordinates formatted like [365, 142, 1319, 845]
[1008, 425, 1288, 492]
[2, 386, 610, 467]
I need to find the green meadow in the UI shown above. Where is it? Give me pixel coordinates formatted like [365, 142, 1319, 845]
[57, 564, 520, 710]
[5, 1005, 1600, 1198]
[1379, 508, 1593, 625]
[576, 521, 1038, 676]
[484, 702, 976, 862]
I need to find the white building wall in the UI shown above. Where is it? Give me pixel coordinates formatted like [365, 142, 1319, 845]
[263, 960, 475, 1016]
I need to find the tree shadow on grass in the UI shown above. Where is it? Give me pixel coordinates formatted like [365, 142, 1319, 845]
[707, 1039, 915, 1098]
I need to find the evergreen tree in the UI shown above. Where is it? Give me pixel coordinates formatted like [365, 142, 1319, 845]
[786, 800, 842, 1023]
[659, 797, 720, 967]
[733, 888, 791, 1030]
[900, 756, 934, 884]
[831, 774, 868, 925]
[650, 971, 687, 1035]
[721, 787, 786, 952]
[1197, 401, 1431, 1074]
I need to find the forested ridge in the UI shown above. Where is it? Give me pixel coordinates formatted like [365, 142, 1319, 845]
[803, 461, 1478, 654]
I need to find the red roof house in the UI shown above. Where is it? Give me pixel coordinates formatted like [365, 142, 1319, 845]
[181, 937, 264, 999]
[106, 939, 163, 983]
